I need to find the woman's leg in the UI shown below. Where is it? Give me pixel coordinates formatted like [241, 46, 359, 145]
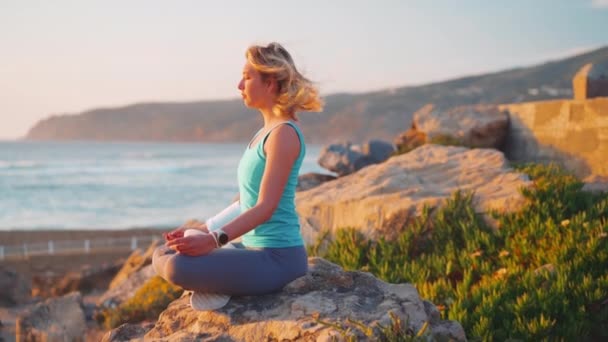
[152, 244, 307, 296]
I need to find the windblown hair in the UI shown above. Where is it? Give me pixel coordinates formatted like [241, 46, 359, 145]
[246, 42, 323, 120]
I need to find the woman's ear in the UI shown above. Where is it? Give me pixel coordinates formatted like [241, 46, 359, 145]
[265, 77, 278, 94]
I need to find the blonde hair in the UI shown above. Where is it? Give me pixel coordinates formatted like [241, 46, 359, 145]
[246, 42, 323, 120]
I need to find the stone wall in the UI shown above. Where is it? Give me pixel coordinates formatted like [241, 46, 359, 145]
[500, 97, 608, 177]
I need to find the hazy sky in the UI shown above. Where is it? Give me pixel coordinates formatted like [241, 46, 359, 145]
[1, 0, 607, 139]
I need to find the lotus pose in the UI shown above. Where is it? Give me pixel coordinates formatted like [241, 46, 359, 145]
[152, 42, 323, 310]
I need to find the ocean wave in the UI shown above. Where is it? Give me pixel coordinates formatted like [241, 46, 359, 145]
[0, 160, 45, 169]
[0, 159, 237, 177]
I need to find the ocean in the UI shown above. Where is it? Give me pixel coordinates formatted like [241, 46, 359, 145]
[0, 141, 328, 230]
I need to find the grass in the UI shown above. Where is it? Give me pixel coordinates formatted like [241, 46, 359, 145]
[309, 163, 608, 341]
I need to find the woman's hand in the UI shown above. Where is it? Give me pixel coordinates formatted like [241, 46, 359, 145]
[165, 233, 217, 256]
[163, 220, 208, 241]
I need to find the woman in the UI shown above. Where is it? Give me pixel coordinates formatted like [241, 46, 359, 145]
[152, 42, 323, 310]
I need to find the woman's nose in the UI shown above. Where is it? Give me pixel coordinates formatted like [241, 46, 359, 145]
[237, 79, 244, 90]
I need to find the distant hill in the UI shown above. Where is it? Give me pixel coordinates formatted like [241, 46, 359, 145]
[25, 46, 608, 144]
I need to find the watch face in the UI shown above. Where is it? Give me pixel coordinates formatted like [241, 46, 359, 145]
[219, 232, 229, 245]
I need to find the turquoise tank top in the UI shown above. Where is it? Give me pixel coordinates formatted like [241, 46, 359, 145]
[237, 121, 305, 248]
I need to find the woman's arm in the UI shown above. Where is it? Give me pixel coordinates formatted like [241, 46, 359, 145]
[206, 201, 240, 231]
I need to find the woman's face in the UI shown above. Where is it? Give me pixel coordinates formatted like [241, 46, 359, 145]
[238, 62, 275, 110]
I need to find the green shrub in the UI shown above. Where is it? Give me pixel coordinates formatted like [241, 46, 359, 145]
[310, 163, 608, 340]
[98, 275, 183, 329]
[428, 134, 463, 147]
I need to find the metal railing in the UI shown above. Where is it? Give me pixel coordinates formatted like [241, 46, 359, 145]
[0, 235, 161, 261]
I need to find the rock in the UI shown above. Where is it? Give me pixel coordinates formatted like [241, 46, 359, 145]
[104, 258, 466, 341]
[101, 322, 155, 342]
[108, 240, 160, 290]
[16, 292, 86, 342]
[318, 141, 364, 176]
[296, 145, 530, 244]
[48, 261, 122, 297]
[361, 140, 396, 163]
[318, 140, 396, 176]
[97, 264, 156, 309]
[573, 62, 608, 100]
[411, 103, 510, 149]
[583, 175, 608, 193]
[297, 172, 337, 191]
[423, 300, 441, 324]
[0, 266, 31, 306]
[431, 321, 468, 341]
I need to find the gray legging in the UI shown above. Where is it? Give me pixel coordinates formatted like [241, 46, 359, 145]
[152, 243, 308, 296]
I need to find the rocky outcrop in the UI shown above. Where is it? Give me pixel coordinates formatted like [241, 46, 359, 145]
[103, 258, 466, 341]
[318, 140, 395, 176]
[97, 264, 156, 309]
[45, 262, 122, 297]
[0, 267, 31, 306]
[297, 172, 337, 191]
[101, 322, 155, 342]
[573, 62, 608, 100]
[16, 292, 86, 342]
[395, 104, 509, 153]
[108, 240, 159, 290]
[296, 145, 530, 244]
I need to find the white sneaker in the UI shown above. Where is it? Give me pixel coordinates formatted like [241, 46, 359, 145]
[190, 291, 231, 311]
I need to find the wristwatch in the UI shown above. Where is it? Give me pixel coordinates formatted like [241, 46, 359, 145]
[215, 229, 230, 247]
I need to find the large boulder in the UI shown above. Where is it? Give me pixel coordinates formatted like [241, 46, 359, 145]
[318, 140, 396, 176]
[108, 240, 159, 290]
[573, 62, 608, 100]
[0, 266, 31, 306]
[296, 144, 530, 244]
[103, 258, 466, 341]
[16, 292, 86, 342]
[417, 103, 509, 149]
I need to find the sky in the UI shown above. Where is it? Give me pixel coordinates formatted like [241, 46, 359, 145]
[1, 0, 607, 140]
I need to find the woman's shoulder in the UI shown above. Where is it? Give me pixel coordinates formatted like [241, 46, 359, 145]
[268, 123, 301, 145]
[262, 122, 303, 157]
